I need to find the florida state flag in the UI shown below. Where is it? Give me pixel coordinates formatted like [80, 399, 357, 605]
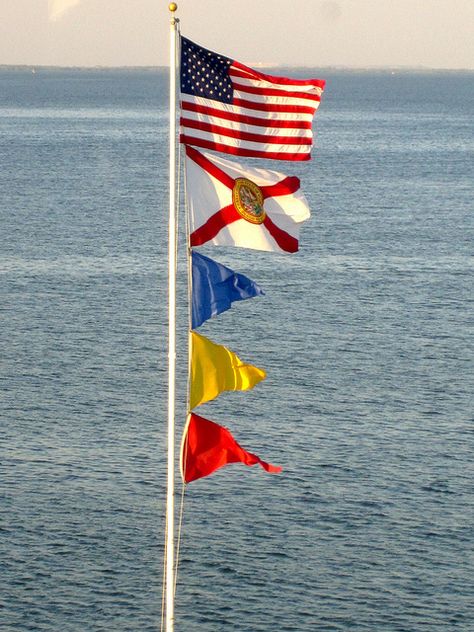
[181, 413, 282, 483]
[185, 145, 311, 253]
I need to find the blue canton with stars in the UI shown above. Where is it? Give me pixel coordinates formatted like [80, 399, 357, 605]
[180, 37, 234, 104]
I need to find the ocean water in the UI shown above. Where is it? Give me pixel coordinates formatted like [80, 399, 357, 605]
[1, 67, 473, 631]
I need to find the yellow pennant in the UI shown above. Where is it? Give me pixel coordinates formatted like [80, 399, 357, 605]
[190, 332, 266, 409]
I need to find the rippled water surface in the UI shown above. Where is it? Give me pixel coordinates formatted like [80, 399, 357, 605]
[1, 68, 473, 631]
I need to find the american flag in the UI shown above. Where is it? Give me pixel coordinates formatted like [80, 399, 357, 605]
[180, 37, 325, 161]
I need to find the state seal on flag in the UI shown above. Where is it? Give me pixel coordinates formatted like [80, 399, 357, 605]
[232, 178, 266, 225]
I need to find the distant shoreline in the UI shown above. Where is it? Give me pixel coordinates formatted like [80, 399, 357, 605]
[0, 64, 472, 74]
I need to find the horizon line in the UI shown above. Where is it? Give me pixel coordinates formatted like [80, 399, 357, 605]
[0, 63, 472, 73]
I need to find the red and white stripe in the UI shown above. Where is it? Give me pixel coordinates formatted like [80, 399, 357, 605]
[180, 61, 325, 161]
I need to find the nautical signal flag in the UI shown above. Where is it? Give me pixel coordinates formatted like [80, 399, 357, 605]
[180, 36, 325, 161]
[181, 413, 282, 483]
[192, 251, 264, 329]
[186, 146, 311, 253]
[190, 331, 266, 409]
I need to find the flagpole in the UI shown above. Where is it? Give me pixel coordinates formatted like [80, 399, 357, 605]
[166, 3, 178, 632]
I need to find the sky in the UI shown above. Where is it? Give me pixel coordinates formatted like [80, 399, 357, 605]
[1, 0, 473, 69]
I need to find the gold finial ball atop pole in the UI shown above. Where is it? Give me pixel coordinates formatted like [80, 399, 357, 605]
[169, 2, 177, 12]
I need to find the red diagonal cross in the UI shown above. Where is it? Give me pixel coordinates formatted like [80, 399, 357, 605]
[186, 145, 300, 252]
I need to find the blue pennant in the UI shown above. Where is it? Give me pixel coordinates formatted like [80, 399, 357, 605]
[192, 251, 264, 329]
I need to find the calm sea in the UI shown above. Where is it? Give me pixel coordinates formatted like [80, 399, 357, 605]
[1, 67, 473, 631]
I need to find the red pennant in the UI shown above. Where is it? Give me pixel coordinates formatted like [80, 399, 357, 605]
[181, 413, 282, 483]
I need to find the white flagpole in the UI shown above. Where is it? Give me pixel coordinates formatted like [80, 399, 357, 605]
[166, 3, 178, 631]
